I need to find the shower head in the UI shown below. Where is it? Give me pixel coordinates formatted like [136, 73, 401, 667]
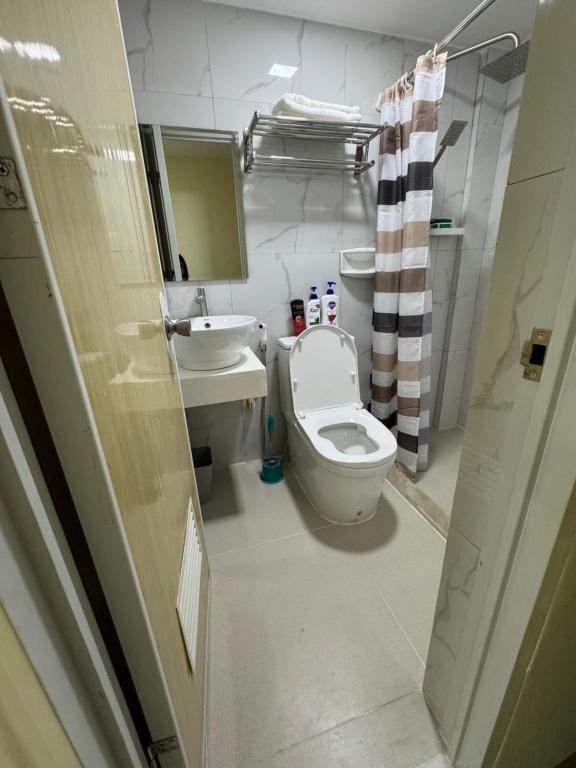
[439, 120, 468, 147]
[480, 40, 530, 83]
[433, 120, 468, 168]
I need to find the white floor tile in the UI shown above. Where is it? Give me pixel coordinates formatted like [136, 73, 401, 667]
[318, 483, 446, 662]
[249, 692, 447, 768]
[202, 461, 328, 555]
[204, 458, 447, 767]
[208, 530, 424, 767]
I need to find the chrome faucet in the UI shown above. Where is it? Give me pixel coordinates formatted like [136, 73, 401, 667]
[195, 286, 208, 316]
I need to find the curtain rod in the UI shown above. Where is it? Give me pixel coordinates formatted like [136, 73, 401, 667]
[375, 0, 520, 110]
[437, 0, 498, 51]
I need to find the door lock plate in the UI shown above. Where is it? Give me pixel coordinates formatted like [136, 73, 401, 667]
[520, 328, 551, 382]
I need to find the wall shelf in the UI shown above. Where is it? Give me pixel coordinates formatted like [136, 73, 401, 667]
[340, 247, 375, 278]
[243, 111, 384, 178]
[340, 233, 465, 278]
[429, 228, 465, 236]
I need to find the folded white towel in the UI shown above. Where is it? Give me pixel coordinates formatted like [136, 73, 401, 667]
[272, 93, 363, 123]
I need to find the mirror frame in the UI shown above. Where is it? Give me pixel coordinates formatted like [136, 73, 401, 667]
[141, 124, 248, 283]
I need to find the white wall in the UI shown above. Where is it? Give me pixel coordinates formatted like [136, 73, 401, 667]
[119, 0, 483, 468]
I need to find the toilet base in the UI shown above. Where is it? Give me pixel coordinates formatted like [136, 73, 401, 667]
[286, 418, 393, 525]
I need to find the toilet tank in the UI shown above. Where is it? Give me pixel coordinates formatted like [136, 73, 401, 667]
[277, 336, 296, 417]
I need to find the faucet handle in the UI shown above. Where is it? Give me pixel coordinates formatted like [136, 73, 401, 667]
[164, 315, 191, 340]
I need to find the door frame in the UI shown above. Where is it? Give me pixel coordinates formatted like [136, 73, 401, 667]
[0, 355, 146, 767]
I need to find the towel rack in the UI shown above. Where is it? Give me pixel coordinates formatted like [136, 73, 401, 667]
[242, 112, 384, 179]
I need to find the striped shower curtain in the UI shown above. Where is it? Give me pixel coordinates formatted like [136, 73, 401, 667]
[371, 52, 446, 476]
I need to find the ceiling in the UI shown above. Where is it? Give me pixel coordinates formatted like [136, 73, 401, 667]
[204, 0, 538, 48]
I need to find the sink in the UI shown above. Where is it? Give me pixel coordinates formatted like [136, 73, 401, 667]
[173, 315, 257, 371]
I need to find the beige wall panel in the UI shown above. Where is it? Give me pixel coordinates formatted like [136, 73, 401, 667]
[509, 0, 576, 184]
[0, 2, 207, 765]
[0, 604, 81, 768]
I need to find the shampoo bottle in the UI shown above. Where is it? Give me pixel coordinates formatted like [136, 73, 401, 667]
[305, 286, 321, 327]
[321, 281, 339, 326]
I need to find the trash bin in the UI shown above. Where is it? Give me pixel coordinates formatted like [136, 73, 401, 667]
[192, 446, 213, 504]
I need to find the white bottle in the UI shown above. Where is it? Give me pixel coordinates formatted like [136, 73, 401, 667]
[321, 281, 339, 326]
[305, 286, 321, 328]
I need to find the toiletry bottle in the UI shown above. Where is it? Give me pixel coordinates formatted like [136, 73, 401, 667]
[321, 281, 339, 326]
[305, 286, 321, 328]
[290, 299, 306, 336]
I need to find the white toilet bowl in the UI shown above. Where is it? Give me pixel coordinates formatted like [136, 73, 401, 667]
[278, 326, 397, 524]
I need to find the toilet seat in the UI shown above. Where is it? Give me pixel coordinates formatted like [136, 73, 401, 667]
[288, 326, 396, 471]
[297, 406, 397, 470]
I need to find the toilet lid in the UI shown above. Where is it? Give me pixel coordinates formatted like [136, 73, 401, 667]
[289, 326, 361, 415]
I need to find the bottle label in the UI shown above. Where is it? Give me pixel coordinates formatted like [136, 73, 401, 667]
[326, 300, 337, 325]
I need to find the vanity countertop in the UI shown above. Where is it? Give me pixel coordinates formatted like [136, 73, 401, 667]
[178, 347, 267, 408]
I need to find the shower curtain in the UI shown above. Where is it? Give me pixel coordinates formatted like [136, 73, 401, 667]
[371, 52, 446, 476]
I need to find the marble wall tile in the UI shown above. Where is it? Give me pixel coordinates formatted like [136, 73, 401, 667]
[451, 54, 481, 125]
[185, 401, 249, 469]
[430, 350, 443, 425]
[452, 168, 563, 550]
[477, 66, 509, 126]
[166, 281, 233, 318]
[461, 122, 504, 252]
[484, 96, 522, 250]
[118, 0, 500, 464]
[458, 347, 478, 428]
[295, 21, 349, 105]
[122, 0, 211, 97]
[469, 249, 495, 354]
[436, 123, 471, 226]
[456, 80, 524, 427]
[431, 246, 456, 353]
[133, 89, 215, 129]
[437, 348, 469, 430]
[205, 4, 304, 104]
[340, 277, 375, 404]
[213, 97, 272, 140]
[342, 166, 378, 250]
[244, 172, 343, 254]
[424, 527, 480, 739]
[447, 249, 482, 353]
[344, 30, 428, 117]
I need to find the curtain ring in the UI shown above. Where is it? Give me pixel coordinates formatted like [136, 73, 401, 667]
[432, 43, 439, 63]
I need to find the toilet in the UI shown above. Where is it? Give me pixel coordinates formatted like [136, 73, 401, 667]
[278, 326, 397, 524]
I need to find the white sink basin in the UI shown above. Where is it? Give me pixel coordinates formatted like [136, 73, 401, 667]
[173, 315, 256, 371]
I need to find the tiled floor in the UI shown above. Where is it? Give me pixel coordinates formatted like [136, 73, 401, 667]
[202, 461, 448, 768]
[416, 428, 464, 514]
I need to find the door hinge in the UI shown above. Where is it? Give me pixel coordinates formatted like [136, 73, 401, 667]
[147, 735, 179, 763]
[0, 157, 27, 209]
[520, 328, 551, 382]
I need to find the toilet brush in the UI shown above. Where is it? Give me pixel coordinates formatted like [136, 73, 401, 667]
[260, 413, 284, 484]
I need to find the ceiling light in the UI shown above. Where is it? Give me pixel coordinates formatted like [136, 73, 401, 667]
[268, 63, 298, 78]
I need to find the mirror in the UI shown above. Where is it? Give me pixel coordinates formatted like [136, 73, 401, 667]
[139, 125, 247, 282]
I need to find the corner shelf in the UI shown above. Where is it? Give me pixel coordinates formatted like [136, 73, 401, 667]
[340, 247, 375, 279]
[340, 232, 466, 278]
[243, 111, 384, 179]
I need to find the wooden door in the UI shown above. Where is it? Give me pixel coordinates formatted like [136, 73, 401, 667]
[0, 2, 208, 766]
